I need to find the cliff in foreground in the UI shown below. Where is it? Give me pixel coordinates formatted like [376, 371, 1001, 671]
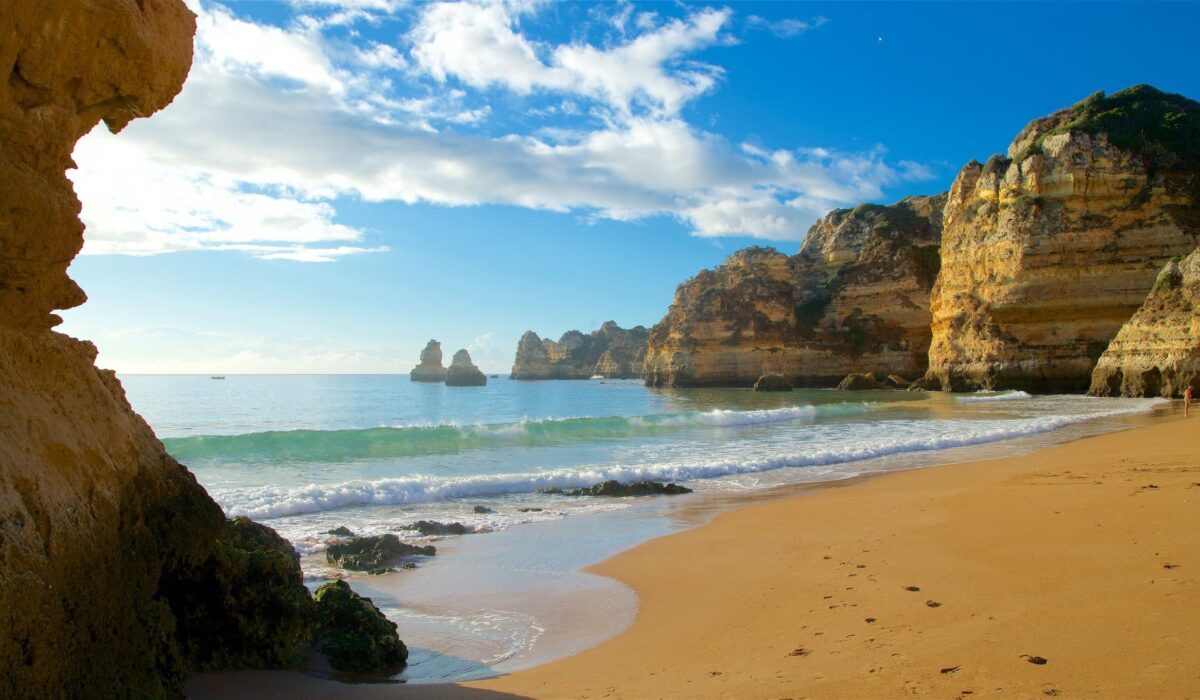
[0, 2, 394, 695]
[511, 321, 649, 379]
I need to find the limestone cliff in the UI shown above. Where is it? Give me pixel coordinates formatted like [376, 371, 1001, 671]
[1089, 248, 1200, 397]
[926, 86, 1200, 392]
[0, 2, 349, 695]
[643, 194, 945, 387]
[409, 339, 447, 382]
[511, 321, 649, 379]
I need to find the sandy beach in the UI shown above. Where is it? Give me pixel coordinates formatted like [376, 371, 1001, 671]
[188, 411, 1200, 699]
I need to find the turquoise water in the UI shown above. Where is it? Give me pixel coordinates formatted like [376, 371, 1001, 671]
[122, 374, 1165, 681]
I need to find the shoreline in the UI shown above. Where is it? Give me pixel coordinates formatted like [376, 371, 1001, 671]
[186, 404, 1197, 698]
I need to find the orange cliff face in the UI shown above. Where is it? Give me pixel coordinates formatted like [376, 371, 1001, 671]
[0, 2, 319, 696]
[926, 87, 1200, 392]
[642, 195, 945, 388]
[1089, 248, 1200, 397]
[511, 321, 649, 379]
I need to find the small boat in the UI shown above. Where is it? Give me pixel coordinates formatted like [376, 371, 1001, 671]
[589, 374, 605, 380]
[210, 376, 226, 380]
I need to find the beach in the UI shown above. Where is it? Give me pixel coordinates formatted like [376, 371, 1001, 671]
[188, 409, 1199, 698]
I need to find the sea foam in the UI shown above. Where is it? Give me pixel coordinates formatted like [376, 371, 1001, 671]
[217, 402, 1157, 521]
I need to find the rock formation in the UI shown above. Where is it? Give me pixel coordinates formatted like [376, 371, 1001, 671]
[409, 339, 447, 382]
[537, 480, 693, 497]
[325, 534, 436, 572]
[644, 194, 945, 387]
[0, 2, 394, 695]
[926, 86, 1200, 392]
[1089, 248, 1200, 397]
[445, 348, 487, 386]
[313, 580, 408, 674]
[511, 321, 649, 379]
[753, 374, 793, 392]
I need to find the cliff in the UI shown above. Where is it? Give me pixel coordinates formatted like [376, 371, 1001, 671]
[926, 86, 1200, 392]
[643, 194, 945, 387]
[1089, 248, 1200, 397]
[0, 2, 376, 695]
[511, 321, 649, 379]
[409, 339, 447, 382]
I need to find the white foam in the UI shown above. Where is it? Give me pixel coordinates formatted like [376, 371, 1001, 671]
[218, 401, 1158, 521]
[956, 390, 1033, 403]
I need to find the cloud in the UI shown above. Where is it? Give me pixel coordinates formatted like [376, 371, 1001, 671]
[408, 2, 733, 117]
[70, 0, 931, 263]
[746, 15, 829, 38]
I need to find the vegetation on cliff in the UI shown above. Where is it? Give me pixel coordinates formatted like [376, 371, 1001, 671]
[1013, 85, 1200, 168]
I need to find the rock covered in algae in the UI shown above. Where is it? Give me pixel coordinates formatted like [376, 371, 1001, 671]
[314, 580, 408, 673]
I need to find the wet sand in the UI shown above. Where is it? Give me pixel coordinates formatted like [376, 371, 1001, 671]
[188, 412, 1200, 698]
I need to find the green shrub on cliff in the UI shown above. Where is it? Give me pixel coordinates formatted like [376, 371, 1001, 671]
[1020, 85, 1200, 168]
[314, 580, 408, 673]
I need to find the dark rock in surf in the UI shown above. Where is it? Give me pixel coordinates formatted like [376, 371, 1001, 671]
[537, 480, 693, 498]
[326, 526, 355, 537]
[326, 534, 435, 571]
[403, 520, 470, 536]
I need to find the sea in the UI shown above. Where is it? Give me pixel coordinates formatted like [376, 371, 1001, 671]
[122, 374, 1167, 683]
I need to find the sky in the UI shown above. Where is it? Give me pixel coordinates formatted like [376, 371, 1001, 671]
[59, 0, 1200, 374]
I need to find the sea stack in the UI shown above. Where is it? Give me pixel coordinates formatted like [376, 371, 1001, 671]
[410, 339, 448, 382]
[446, 349, 487, 386]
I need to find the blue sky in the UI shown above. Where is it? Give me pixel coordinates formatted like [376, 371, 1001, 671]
[61, 0, 1200, 373]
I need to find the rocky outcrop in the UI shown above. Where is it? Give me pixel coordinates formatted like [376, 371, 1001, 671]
[409, 339, 447, 382]
[836, 372, 892, 391]
[326, 535, 436, 572]
[753, 374, 793, 392]
[1089, 249, 1200, 397]
[403, 520, 470, 536]
[644, 194, 945, 387]
[926, 86, 1200, 392]
[313, 580, 407, 674]
[0, 3, 396, 695]
[511, 321, 649, 379]
[445, 348, 487, 386]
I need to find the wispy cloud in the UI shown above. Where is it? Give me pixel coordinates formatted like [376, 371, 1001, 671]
[746, 15, 829, 38]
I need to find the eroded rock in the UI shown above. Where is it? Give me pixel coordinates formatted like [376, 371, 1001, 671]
[511, 322, 649, 379]
[409, 340, 447, 382]
[445, 349, 487, 386]
[538, 480, 693, 497]
[313, 580, 407, 673]
[753, 374, 794, 392]
[326, 534, 436, 571]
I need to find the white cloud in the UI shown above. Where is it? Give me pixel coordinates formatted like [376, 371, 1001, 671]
[71, 0, 932, 263]
[408, 2, 732, 117]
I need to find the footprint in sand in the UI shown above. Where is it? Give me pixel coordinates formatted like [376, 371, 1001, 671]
[904, 586, 921, 592]
[926, 600, 942, 608]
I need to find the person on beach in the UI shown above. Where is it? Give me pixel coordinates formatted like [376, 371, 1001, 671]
[1185, 385, 1193, 417]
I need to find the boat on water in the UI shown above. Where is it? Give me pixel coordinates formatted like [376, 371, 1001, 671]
[589, 374, 605, 380]
[210, 376, 226, 380]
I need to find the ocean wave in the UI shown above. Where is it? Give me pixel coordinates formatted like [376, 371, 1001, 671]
[955, 390, 1033, 403]
[218, 402, 1156, 520]
[161, 403, 876, 464]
